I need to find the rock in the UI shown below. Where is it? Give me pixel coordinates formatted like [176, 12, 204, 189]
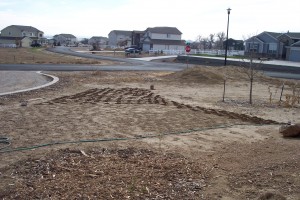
[20, 101, 28, 107]
[257, 192, 286, 200]
[279, 123, 300, 137]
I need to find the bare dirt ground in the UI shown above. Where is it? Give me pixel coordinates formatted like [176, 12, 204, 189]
[0, 48, 116, 65]
[0, 67, 300, 199]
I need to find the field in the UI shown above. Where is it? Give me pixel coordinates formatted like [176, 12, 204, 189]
[0, 49, 300, 199]
[0, 47, 116, 65]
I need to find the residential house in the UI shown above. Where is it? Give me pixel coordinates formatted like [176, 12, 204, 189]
[108, 30, 132, 48]
[0, 25, 45, 47]
[286, 41, 300, 62]
[245, 32, 281, 58]
[277, 32, 300, 59]
[88, 36, 108, 49]
[140, 27, 185, 51]
[244, 31, 300, 61]
[53, 34, 77, 46]
[223, 38, 244, 50]
[131, 30, 145, 48]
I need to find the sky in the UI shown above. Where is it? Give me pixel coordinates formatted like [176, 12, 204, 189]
[0, 0, 300, 41]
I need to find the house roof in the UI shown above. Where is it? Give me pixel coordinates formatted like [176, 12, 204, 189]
[132, 30, 145, 34]
[145, 27, 182, 35]
[245, 36, 264, 43]
[142, 39, 185, 45]
[5, 25, 43, 33]
[285, 32, 300, 39]
[56, 34, 76, 38]
[291, 41, 300, 47]
[225, 38, 243, 42]
[264, 31, 282, 39]
[109, 30, 132, 36]
[90, 36, 108, 40]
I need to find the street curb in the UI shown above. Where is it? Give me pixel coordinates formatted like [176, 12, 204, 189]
[0, 71, 59, 96]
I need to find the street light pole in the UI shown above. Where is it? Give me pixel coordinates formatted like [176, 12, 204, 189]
[224, 8, 231, 66]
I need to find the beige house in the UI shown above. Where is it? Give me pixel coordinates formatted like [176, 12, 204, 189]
[0, 25, 45, 47]
[141, 27, 185, 51]
[0, 36, 32, 47]
[53, 34, 77, 46]
[108, 30, 132, 48]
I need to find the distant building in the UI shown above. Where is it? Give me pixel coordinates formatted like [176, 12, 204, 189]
[88, 36, 108, 49]
[108, 30, 132, 48]
[131, 30, 145, 48]
[244, 31, 300, 61]
[223, 38, 244, 50]
[0, 25, 45, 47]
[140, 27, 185, 51]
[53, 34, 77, 46]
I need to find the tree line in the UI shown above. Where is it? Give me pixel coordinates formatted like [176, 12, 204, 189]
[191, 32, 226, 50]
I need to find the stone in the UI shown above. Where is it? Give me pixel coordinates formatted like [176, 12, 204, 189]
[279, 123, 300, 137]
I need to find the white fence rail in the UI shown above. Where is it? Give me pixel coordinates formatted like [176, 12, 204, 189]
[149, 49, 244, 56]
[0, 44, 17, 48]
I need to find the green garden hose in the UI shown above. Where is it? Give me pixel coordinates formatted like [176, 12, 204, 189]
[0, 123, 277, 154]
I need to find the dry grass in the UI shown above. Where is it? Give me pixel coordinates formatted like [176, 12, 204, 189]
[0, 48, 116, 65]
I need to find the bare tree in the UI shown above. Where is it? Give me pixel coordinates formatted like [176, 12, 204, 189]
[239, 36, 263, 104]
[195, 35, 202, 43]
[15, 38, 21, 48]
[117, 39, 128, 48]
[215, 32, 226, 49]
[193, 35, 202, 49]
[208, 34, 215, 49]
[201, 37, 209, 50]
[80, 38, 89, 44]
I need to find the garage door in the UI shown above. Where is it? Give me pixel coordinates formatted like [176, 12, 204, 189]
[289, 49, 300, 62]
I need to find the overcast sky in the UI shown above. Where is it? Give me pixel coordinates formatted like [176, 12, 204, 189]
[0, 0, 299, 41]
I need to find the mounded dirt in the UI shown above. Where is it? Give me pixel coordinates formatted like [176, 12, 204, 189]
[0, 67, 300, 199]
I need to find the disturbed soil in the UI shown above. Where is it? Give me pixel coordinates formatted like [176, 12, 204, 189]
[0, 47, 116, 65]
[0, 67, 300, 199]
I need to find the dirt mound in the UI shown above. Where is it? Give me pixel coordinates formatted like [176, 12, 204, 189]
[0, 148, 208, 199]
[163, 66, 223, 84]
[163, 66, 294, 85]
[163, 66, 251, 84]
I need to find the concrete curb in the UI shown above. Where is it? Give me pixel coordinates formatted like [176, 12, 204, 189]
[0, 71, 59, 96]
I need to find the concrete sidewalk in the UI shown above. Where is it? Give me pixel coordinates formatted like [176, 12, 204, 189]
[129, 55, 177, 61]
[0, 71, 58, 96]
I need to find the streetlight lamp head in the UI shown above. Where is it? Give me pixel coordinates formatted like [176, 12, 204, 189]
[227, 8, 231, 14]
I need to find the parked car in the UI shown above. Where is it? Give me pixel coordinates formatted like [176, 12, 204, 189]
[125, 47, 141, 54]
[124, 45, 140, 50]
[31, 43, 41, 47]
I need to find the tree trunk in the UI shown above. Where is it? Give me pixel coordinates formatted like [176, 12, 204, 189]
[222, 79, 226, 102]
[250, 78, 253, 104]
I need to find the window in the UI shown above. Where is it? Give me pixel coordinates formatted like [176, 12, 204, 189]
[268, 43, 277, 54]
[249, 43, 258, 52]
[9, 32, 11, 35]
[167, 34, 171, 38]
